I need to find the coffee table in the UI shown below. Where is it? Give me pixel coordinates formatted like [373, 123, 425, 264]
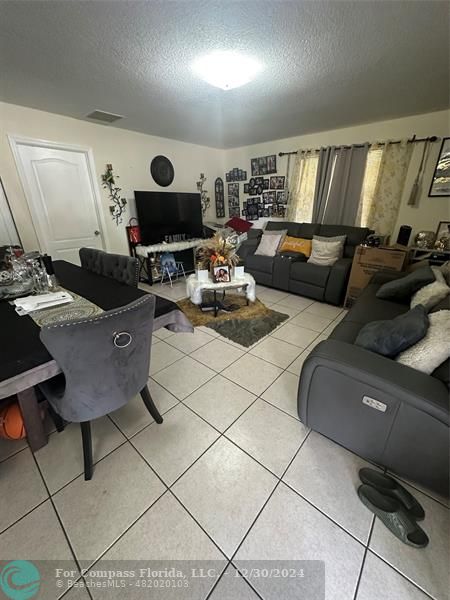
[186, 273, 256, 317]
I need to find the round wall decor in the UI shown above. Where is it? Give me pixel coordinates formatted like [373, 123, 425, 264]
[150, 155, 174, 187]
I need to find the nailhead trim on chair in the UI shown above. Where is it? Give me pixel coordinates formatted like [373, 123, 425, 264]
[44, 296, 152, 329]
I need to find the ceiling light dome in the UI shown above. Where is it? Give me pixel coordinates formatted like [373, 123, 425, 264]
[191, 50, 263, 90]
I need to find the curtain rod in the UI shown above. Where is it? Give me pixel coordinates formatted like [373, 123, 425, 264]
[278, 135, 439, 156]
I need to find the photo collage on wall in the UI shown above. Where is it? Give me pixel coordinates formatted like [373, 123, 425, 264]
[242, 167, 287, 221]
[224, 155, 287, 220]
[227, 182, 240, 217]
[215, 177, 225, 218]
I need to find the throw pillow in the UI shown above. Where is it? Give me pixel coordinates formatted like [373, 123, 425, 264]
[308, 238, 344, 267]
[376, 266, 436, 301]
[314, 234, 347, 255]
[225, 217, 252, 233]
[254, 233, 282, 257]
[411, 267, 450, 311]
[264, 228, 288, 252]
[280, 236, 312, 257]
[396, 310, 450, 374]
[355, 305, 429, 358]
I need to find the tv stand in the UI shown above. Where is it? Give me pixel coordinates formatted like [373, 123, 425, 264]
[136, 238, 204, 285]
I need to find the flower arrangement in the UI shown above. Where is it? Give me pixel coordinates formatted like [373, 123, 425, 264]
[196, 232, 240, 270]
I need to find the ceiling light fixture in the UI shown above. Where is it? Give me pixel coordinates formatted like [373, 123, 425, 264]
[191, 50, 263, 91]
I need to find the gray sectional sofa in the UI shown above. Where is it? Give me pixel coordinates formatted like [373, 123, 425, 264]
[298, 272, 450, 497]
[238, 221, 370, 305]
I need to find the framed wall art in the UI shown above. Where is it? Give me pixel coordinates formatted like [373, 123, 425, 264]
[251, 154, 277, 176]
[228, 182, 240, 217]
[214, 177, 225, 218]
[429, 137, 450, 196]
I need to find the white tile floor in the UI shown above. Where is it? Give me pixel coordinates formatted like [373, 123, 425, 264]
[0, 282, 448, 600]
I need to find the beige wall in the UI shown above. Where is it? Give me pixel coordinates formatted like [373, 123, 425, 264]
[224, 110, 450, 240]
[1, 100, 449, 254]
[0, 101, 223, 253]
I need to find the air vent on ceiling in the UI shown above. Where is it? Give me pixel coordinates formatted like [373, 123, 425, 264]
[86, 110, 123, 124]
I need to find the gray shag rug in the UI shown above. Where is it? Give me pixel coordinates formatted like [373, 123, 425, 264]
[206, 310, 289, 347]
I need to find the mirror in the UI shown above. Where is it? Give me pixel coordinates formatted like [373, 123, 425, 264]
[0, 177, 21, 247]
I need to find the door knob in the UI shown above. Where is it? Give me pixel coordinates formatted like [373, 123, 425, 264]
[94, 230, 100, 236]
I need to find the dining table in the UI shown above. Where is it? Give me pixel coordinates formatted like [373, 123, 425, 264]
[0, 260, 193, 451]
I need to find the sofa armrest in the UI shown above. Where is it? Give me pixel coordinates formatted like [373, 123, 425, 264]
[237, 239, 259, 260]
[299, 339, 449, 425]
[324, 258, 353, 305]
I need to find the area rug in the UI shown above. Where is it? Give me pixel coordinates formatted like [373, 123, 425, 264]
[177, 293, 289, 347]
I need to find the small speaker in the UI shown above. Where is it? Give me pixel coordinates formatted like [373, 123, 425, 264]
[397, 225, 412, 246]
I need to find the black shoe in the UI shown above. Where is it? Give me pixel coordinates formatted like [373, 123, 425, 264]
[359, 468, 425, 521]
[358, 485, 428, 548]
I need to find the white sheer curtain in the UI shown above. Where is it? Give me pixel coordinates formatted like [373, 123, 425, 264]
[287, 150, 319, 222]
[362, 140, 413, 236]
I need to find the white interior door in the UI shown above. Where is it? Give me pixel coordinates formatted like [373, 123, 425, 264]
[10, 138, 105, 264]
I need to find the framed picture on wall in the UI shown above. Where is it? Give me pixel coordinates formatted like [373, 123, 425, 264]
[429, 137, 450, 197]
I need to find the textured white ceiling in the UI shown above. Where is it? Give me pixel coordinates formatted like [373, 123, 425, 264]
[0, 1, 448, 148]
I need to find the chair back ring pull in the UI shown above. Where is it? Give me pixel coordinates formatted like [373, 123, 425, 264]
[113, 331, 132, 348]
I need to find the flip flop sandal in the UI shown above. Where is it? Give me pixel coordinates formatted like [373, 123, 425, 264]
[359, 468, 425, 521]
[358, 485, 429, 548]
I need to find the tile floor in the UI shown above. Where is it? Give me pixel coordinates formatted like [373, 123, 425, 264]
[0, 281, 448, 600]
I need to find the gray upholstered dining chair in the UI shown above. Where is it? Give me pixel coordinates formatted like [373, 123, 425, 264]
[79, 247, 139, 287]
[38, 295, 162, 480]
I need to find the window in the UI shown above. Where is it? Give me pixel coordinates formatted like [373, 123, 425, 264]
[289, 152, 319, 222]
[357, 147, 383, 227]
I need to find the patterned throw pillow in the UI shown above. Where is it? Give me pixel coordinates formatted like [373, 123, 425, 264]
[279, 236, 312, 256]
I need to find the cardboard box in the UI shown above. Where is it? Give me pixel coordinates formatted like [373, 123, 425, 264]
[344, 245, 408, 308]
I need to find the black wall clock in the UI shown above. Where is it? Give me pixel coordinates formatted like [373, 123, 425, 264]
[150, 155, 174, 187]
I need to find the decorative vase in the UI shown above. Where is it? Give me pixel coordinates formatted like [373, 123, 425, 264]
[414, 231, 436, 249]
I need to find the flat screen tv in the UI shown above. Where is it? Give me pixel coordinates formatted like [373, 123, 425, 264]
[134, 191, 203, 245]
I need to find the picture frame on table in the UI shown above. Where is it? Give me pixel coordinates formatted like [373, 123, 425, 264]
[435, 220, 450, 241]
[213, 265, 231, 283]
[429, 137, 450, 197]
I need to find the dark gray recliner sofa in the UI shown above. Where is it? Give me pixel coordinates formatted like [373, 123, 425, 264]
[298, 272, 450, 497]
[238, 221, 370, 305]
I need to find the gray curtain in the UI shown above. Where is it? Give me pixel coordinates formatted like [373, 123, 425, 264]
[312, 146, 336, 223]
[312, 144, 369, 225]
